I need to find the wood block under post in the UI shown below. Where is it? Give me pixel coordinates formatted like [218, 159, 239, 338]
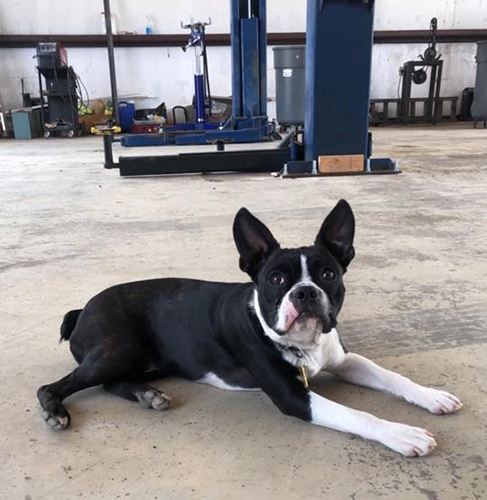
[318, 154, 365, 174]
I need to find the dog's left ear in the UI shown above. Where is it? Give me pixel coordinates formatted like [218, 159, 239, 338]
[315, 200, 355, 272]
[233, 208, 280, 280]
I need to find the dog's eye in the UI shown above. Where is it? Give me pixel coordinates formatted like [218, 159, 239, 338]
[269, 272, 285, 285]
[322, 268, 336, 281]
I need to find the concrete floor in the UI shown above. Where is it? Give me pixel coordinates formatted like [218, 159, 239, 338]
[1, 125, 486, 499]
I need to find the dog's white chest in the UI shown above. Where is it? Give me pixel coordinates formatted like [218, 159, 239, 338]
[279, 329, 347, 378]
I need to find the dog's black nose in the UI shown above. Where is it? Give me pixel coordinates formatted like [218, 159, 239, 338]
[290, 286, 320, 306]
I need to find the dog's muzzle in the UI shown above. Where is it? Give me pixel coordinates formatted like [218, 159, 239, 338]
[278, 285, 335, 335]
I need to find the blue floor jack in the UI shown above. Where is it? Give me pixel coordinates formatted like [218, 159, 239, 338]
[103, 0, 399, 177]
[121, 0, 276, 148]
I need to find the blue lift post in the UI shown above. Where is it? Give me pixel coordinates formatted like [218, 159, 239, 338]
[305, 0, 374, 162]
[285, 0, 398, 176]
[224, 0, 270, 137]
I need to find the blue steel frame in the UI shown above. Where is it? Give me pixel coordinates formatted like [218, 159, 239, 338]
[301, 0, 396, 173]
[107, 0, 397, 175]
[305, 0, 374, 161]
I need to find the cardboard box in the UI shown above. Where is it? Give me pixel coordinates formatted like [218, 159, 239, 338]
[318, 154, 364, 174]
[79, 113, 110, 134]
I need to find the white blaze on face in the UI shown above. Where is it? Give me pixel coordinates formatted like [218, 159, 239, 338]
[300, 254, 312, 282]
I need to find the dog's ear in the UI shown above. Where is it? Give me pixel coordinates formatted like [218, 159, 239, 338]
[233, 208, 280, 280]
[315, 200, 355, 272]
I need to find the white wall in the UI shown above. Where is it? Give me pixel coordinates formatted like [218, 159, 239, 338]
[0, 0, 485, 113]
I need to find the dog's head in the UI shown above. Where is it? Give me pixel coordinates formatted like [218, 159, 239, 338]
[233, 200, 355, 349]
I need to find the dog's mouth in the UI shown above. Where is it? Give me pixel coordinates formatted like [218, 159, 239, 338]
[279, 310, 335, 336]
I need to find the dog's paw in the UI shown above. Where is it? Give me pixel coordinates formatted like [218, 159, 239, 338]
[379, 421, 437, 457]
[136, 389, 171, 411]
[42, 407, 71, 430]
[408, 387, 463, 415]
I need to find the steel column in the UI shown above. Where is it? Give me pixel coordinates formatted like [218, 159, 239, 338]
[103, 0, 119, 125]
[230, 0, 268, 128]
[304, 0, 375, 162]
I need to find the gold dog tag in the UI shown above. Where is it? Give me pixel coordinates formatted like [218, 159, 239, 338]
[299, 364, 309, 388]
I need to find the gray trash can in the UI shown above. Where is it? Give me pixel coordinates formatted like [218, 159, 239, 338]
[471, 41, 487, 121]
[273, 45, 305, 126]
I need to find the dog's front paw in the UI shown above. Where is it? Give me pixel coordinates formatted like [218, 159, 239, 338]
[136, 388, 171, 411]
[379, 421, 437, 457]
[408, 387, 463, 415]
[42, 407, 71, 430]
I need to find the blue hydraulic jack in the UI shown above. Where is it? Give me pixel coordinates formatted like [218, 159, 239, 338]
[120, 0, 276, 148]
[182, 19, 215, 130]
[103, 0, 398, 177]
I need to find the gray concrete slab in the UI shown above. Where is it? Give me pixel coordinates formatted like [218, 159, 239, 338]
[1, 124, 486, 499]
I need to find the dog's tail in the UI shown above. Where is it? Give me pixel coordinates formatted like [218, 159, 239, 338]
[59, 309, 83, 342]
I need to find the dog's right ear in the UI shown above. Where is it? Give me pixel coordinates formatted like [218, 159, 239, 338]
[233, 208, 280, 280]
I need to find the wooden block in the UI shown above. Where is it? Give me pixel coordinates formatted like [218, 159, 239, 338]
[318, 154, 364, 174]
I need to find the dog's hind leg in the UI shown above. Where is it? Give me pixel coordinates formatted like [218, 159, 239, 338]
[37, 348, 144, 430]
[103, 379, 171, 411]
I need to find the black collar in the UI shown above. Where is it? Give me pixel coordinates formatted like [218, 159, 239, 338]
[275, 343, 305, 358]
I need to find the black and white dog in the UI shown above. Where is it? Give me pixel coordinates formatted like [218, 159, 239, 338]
[38, 200, 462, 456]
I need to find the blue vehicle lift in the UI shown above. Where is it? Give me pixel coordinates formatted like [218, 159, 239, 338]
[121, 0, 275, 148]
[103, 0, 398, 177]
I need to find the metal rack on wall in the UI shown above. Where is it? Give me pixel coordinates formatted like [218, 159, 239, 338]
[2, 30, 487, 48]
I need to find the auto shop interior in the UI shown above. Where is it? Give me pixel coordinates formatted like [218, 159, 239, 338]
[1, 0, 487, 499]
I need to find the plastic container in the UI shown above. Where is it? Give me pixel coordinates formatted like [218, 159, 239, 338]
[145, 15, 153, 35]
[273, 45, 306, 126]
[471, 41, 487, 121]
[118, 101, 135, 132]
